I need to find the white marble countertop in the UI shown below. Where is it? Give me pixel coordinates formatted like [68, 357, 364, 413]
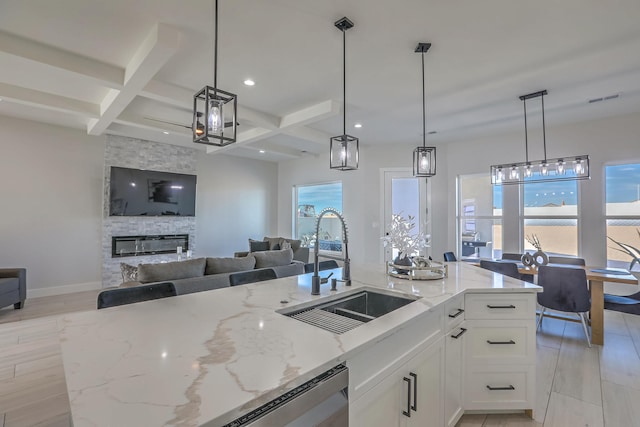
[58, 261, 540, 426]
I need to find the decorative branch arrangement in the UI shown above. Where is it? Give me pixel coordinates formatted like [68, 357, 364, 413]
[607, 229, 640, 271]
[525, 234, 543, 251]
[381, 214, 431, 260]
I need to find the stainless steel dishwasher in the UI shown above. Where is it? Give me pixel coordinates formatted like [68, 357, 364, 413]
[222, 364, 348, 426]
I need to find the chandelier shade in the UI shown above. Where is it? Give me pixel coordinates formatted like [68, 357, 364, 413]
[491, 90, 590, 185]
[330, 17, 359, 171]
[413, 42, 436, 177]
[192, 0, 237, 146]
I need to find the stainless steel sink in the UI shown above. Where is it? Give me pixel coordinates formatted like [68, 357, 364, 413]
[279, 288, 420, 334]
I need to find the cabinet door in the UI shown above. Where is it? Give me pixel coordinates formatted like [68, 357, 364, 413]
[407, 337, 444, 427]
[349, 365, 405, 427]
[445, 325, 466, 427]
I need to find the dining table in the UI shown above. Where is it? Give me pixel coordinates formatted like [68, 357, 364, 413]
[472, 260, 639, 345]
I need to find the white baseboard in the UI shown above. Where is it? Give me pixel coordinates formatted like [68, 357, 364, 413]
[27, 281, 103, 299]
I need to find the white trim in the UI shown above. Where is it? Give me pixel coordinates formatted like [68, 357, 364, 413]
[27, 281, 103, 299]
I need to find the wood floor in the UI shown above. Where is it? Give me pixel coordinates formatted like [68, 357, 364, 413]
[1, 289, 640, 426]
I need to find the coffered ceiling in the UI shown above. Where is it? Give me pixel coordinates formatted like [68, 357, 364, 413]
[1, 0, 640, 162]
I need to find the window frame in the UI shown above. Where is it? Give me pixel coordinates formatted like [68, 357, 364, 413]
[292, 181, 343, 250]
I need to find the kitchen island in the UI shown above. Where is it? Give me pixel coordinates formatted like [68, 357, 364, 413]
[58, 262, 540, 426]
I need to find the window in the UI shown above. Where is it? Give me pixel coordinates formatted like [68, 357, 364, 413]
[294, 182, 343, 251]
[522, 178, 578, 256]
[457, 174, 502, 259]
[605, 163, 640, 271]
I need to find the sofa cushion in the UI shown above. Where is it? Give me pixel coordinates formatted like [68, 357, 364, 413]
[249, 239, 270, 252]
[137, 258, 206, 284]
[253, 249, 294, 268]
[206, 256, 256, 275]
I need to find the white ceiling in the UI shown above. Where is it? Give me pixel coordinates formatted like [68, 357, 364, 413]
[1, 0, 640, 161]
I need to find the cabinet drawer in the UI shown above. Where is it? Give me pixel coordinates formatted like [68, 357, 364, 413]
[465, 293, 536, 320]
[464, 365, 535, 410]
[444, 294, 465, 330]
[466, 321, 535, 365]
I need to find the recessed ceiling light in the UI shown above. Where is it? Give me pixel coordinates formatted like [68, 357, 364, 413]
[163, 131, 170, 135]
[354, 123, 362, 128]
[259, 150, 265, 154]
[244, 79, 255, 86]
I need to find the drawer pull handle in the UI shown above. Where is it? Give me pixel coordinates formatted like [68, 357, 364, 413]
[410, 372, 418, 412]
[403, 377, 411, 417]
[486, 304, 516, 309]
[451, 327, 467, 339]
[486, 385, 515, 391]
[487, 339, 516, 345]
[448, 308, 465, 318]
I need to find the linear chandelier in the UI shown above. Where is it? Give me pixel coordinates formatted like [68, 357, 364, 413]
[330, 17, 359, 171]
[192, 0, 237, 146]
[491, 90, 589, 185]
[413, 42, 436, 177]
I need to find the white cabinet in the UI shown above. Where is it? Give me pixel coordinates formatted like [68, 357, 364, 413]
[348, 306, 444, 427]
[350, 337, 444, 427]
[463, 293, 536, 413]
[444, 294, 465, 427]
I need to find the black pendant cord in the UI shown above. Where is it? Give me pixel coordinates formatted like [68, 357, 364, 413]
[213, 0, 218, 93]
[421, 51, 426, 148]
[541, 93, 547, 162]
[342, 27, 346, 136]
[523, 97, 528, 163]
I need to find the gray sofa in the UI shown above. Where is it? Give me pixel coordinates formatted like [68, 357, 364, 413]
[121, 249, 303, 295]
[0, 268, 26, 310]
[234, 236, 310, 263]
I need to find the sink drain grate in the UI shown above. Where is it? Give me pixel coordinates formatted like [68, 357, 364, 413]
[289, 308, 364, 334]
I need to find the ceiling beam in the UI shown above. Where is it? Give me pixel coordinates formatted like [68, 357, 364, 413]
[0, 83, 99, 117]
[279, 100, 340, 128]
[87, 25, 180, 136]
[0, 30, 124, 89]
[205, 128, 273, 154]
[87, 23, 180, 136]
[281, 126, 332, 146]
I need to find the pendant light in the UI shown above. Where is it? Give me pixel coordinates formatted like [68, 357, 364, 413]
[413, 43, 436, 177]
[192, 0, 237, 146]
[490, 90, 590, 185]
[330, 17, 359, 171]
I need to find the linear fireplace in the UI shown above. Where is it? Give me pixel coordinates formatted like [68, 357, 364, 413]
[112, 234, 189, 258]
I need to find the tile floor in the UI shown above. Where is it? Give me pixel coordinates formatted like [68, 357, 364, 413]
[1, 288, 640, 426]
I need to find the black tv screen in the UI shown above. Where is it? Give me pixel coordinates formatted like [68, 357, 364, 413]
[109, 167, 197, 216]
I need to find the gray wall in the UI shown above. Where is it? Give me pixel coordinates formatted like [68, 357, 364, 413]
[444, 112, 640, 266]
[0, 116, 105, 297]
[0, 116, 278, 297]
[277, 112, 640, 267]
[196, 153, 278, 257]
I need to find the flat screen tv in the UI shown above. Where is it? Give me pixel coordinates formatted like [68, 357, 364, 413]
[109, 166, 197, 216]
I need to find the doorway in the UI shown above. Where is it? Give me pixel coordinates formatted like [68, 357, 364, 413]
[381, 169, 430, 264]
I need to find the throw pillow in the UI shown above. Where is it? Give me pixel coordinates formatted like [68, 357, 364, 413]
[137, 258, 206, 284]
[205, 256, 256, 275]
[280, 239, 292, 251]
[253, 248, 294, 268]
[120, 263, 138, 282]
[263, 236, 282, 250]
[249, 239, 270, 252]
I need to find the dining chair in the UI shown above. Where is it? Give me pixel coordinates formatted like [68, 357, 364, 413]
[304, 260, 340, 274]
[443, 252, 457, 262]
[548, 255, 586, 266]
[537, 265, 591, 347]
[229, 268, 277, 286]
[479, 260, 533, 283]
[97, 282, 177, 309]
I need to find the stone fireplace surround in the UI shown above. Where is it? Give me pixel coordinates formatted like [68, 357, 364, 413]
[102, 135, 197, 287]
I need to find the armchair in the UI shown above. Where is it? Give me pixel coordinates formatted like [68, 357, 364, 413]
[0, 268, 26, 310]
